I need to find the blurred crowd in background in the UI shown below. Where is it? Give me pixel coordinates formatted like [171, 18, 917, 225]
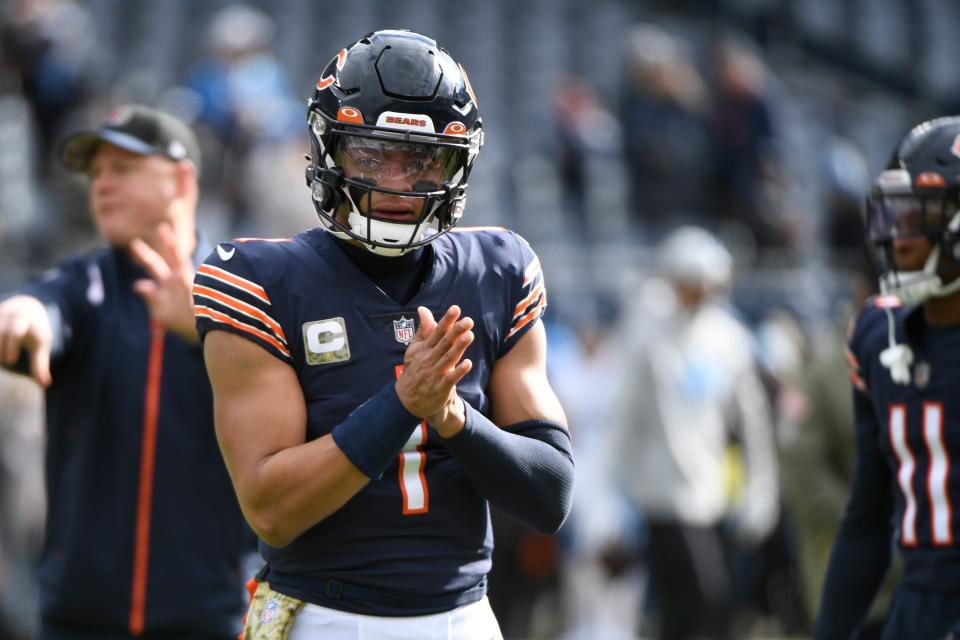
[1, 0, 957, 638]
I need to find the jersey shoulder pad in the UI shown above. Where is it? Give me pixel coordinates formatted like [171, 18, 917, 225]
[449, 226, 535, 277]
[193, 237, 297, 363]
[471, 229, 546, 349]
[446, 228, 546, 352]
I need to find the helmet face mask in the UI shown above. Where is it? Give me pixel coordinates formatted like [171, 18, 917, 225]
[867, 192, 951, 242]
[866, 118, 960, 304]
[305, 30, 483, 256]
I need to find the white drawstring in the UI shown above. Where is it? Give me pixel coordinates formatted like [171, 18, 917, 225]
[879, 305, 913, 385]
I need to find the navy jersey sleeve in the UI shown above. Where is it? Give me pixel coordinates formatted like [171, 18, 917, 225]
[193, 241, 292, 364]
[2, 259, 90, 374]
[814, 308, 894, 639]
[500, 232, 547, 356]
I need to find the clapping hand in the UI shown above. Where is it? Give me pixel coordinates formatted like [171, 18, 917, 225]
[395, 305, 474, 438]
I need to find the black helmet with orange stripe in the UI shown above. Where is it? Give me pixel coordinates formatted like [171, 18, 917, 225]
[867, 116, 960, 304]
[305, 29, 483, 256]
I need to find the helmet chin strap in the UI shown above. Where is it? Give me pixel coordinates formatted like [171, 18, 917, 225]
[877, 247, 942, 386]
[880, 244, 945, 306]
[879, 209, 960, 304]
[346, 211, 430, 256]
[340, 185, 441, 256]
[877, 215, 960, 384]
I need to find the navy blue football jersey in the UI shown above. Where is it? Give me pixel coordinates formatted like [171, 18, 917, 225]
[846, 297, 960, 585]
[193, 226, 547, 615]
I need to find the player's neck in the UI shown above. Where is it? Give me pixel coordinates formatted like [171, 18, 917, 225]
[333, 235, 428, 278]
[922, 293, 960, 326]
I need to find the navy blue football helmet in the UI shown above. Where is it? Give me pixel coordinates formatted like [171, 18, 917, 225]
[305, 29, 483, 256]
[867, 116, 960, 303]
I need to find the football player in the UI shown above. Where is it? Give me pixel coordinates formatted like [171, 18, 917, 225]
[193, 29, 573, 639]
[815, 117, 960, 639]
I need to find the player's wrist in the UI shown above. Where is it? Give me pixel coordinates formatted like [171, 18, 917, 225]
[430, 394, 466, 439]
[331, 382, 422, 479]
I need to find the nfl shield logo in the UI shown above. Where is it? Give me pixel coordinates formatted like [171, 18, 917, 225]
[915, 361, 931, 388]
[393, 316, 416, 344]
[260, 599, 278, 625]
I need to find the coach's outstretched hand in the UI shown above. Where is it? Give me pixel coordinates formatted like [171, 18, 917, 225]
[0, 295, 53, 387]
[396, 305, 474, 438]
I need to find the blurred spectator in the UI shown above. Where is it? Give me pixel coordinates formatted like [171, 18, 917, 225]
[548, 308, 645, 640]
[777, 262, 895, 637]
[708, 36, 788, 250]
[0, 370, 45, 640]
[182, 4, 304, 236]
[1, 0, 102, 173]
[608, 226, 779, 640]
[822, 136, 872, 272]
[186, 4, 299, 144]
[743, 309, 809, 636]
[0, 93, 43, 281]
[620, 23, 711, 237]
[552, 74, 622, 237]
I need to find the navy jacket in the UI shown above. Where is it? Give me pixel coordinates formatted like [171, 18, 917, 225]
[4, 242, 247, 637]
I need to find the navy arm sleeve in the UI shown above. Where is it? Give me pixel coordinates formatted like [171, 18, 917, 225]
[813, 386, 894, 640]
[442, 402, 574, 534]
[445, 231, 573, 533]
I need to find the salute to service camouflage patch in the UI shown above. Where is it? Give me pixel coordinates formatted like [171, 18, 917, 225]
[242, 582, 305, 640]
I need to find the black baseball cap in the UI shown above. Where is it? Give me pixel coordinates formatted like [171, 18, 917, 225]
[60, 104, 201, 174]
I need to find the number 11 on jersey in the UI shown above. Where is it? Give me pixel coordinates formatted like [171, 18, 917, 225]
[395, 365, 429, 515]
[889, 402, 952, 546]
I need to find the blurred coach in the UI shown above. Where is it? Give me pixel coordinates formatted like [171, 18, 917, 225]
[0, 105, 248, 640]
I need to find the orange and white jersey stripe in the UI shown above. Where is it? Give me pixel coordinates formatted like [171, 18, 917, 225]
[196, 264, 270, 305]
[506, 245, 546, 342]
[845, 342, 868, 395]
[193, 243, 291, 363]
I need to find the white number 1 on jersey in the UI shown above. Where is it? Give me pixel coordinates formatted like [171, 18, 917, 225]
[395, 365, 429, 515]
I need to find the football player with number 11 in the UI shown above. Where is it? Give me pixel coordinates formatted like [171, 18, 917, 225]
[817, 117, 960, 640]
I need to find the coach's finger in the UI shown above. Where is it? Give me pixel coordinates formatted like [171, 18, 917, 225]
[155, 223, 188, 276]
[30, 340, 52, 387]
[129, 238, 171, 282]
[132, 278, 158, 305]
[0, 315, 27, 366]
